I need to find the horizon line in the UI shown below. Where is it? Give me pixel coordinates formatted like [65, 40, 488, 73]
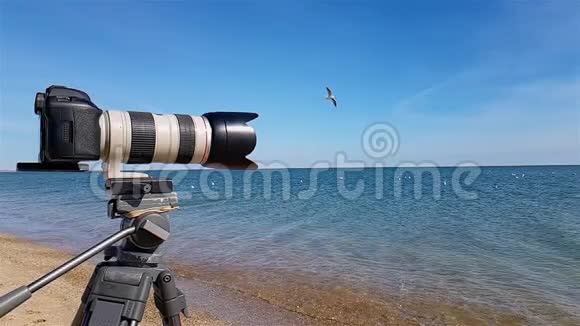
[1, 163, 579, 173]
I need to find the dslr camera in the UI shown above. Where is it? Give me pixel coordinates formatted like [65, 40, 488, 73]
[18, 85, 258, 177]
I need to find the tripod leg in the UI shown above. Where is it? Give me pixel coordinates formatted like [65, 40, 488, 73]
[153, 270, 189, 326]
[74, 264, 154, 326]
[71, 262, 100, 326]
[71, 303, 86, 326]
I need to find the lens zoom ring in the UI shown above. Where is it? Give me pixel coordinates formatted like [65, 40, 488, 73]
[175, 114, 195, 163]
[128, 112, 156, 163]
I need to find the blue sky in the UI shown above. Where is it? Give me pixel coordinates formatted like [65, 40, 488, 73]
[0, 1, 578, 170]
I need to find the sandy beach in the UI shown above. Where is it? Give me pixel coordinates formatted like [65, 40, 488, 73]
[0, 234, 224, 326]
[0, 232, 575, 326]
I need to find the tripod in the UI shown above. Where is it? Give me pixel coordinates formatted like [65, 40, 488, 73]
[0, 178, 189, 326]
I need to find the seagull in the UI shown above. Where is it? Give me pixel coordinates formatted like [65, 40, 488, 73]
[325, 86, 337, 107]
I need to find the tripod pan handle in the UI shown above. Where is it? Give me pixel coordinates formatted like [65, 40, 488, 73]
[0, 286, 32, 318]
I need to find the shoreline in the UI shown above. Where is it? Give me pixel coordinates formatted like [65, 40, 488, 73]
[0, 234, 320, 326]
[1, 233, 577, 326]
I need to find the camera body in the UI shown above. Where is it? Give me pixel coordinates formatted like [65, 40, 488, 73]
[35, 85, 102, 163]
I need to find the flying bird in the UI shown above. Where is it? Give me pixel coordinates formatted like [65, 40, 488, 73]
[325, 87, 337, 107]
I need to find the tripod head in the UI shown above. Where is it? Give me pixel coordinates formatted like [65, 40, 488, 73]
[105, 177, 178, 265]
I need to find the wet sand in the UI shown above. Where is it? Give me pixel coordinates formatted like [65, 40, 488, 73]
[169, 262, 535, 326]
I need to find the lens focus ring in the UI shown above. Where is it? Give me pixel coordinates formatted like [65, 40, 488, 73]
[175, 114, 195, 164]
[128, 112, 156, 163]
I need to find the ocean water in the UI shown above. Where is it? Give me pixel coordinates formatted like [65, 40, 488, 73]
[1, 166, 579, 324]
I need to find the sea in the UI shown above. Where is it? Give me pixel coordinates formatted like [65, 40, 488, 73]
[0, 166, 579, 325]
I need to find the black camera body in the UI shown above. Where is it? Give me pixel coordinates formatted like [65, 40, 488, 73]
[35, 85, 102, 163]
